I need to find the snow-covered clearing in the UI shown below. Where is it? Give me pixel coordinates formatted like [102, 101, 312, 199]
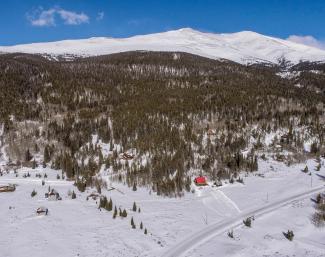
[185, 193, 325, 257]
[1, 156, 324, 257]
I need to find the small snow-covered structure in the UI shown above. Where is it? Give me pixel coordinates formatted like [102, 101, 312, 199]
[36, 207, 48, 215]
[213, 180, 222, 187]
[194, 176, 207, 186]
[87, 192, 100, 200]
[45, 189, 62, 201]
[0, 184, 16, 193]
[120, 152, 134, 160]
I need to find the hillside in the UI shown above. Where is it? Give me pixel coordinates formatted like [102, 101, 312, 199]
[0, 51, 324, 196]
[0, 50, 325, 257]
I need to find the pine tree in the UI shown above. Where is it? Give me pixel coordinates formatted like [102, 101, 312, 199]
[34, 143, 39, 153]
[144, 228, 147, 234]
[71, 191, 76, 199]
[113, 206, 117, 219]
[140, 221, 143, 230]
[106, 198, 113, 211]
[32, 159, 37, 169]
[131, 217, 135, 229]
[133, 182, 137, 191]
[99, 196, 108, 209]
[132, 202, 137, 212]
[122, 209, 127, 217]
[43, 145, 51, 163]
[25, 149, 32, 162]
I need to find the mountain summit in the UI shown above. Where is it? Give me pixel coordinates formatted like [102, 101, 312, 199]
[1, 28, 325, 65]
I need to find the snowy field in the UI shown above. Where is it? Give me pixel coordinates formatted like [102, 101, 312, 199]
[186, 197, 325, 257]
[0, 156, 324, 257]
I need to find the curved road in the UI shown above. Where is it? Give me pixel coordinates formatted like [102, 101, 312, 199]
[161, 185, 324, 257]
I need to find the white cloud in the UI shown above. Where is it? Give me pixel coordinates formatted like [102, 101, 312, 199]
[28, 8, 56, 27]
[57, 9, 89, 25]
[287, 35, 325, 50]
[28, 7, 89, 27]
[96, 12, 104, 21]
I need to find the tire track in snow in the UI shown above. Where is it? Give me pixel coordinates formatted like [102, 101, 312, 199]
[201, 189, 241, 217]
[0, 178, 74, 186]
[215, 190, 241, 213]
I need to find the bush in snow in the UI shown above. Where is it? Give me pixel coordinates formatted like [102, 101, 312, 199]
[301, 165, 308, 173]
[71, 191, 76, 199]
[312, 202, 325, 227]
[283, 230, 294, 241]
[243, 217, 252, 227]
[227, 230, 234, 239]
[31, 189, 37, 197]
[75, 179, 86, 192]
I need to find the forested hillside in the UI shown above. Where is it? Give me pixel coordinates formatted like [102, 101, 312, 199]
[0, 52, 324, 196]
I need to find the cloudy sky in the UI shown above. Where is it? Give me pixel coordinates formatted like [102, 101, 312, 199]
[1, 0, 325, 49]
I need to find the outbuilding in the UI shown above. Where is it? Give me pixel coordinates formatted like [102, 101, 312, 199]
[36, 207, 48, 215]
[0, 184, 16, 193]
[194, 176, 207, 186]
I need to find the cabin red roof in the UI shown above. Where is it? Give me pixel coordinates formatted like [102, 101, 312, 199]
[194, 176, 206, 184]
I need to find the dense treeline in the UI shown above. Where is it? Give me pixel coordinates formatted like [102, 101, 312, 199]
[0, 52, 324, 196]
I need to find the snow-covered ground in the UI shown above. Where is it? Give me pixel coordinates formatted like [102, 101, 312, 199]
[1, 28, 325, 65]
[185, 196, 325, 257]
[1, 154, 324, 257]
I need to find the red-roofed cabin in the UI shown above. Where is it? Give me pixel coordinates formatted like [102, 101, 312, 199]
[194, 176, 207, 186]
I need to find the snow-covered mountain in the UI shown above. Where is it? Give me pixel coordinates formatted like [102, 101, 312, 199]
[1, 28, 325, 65]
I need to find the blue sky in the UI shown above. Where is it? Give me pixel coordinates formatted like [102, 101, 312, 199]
[1, 0, 325, 48]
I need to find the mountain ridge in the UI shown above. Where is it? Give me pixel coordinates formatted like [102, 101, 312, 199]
[1, 28, 325, 65]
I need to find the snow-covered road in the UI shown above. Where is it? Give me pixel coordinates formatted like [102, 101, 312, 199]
[161, 185, 324, 257]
